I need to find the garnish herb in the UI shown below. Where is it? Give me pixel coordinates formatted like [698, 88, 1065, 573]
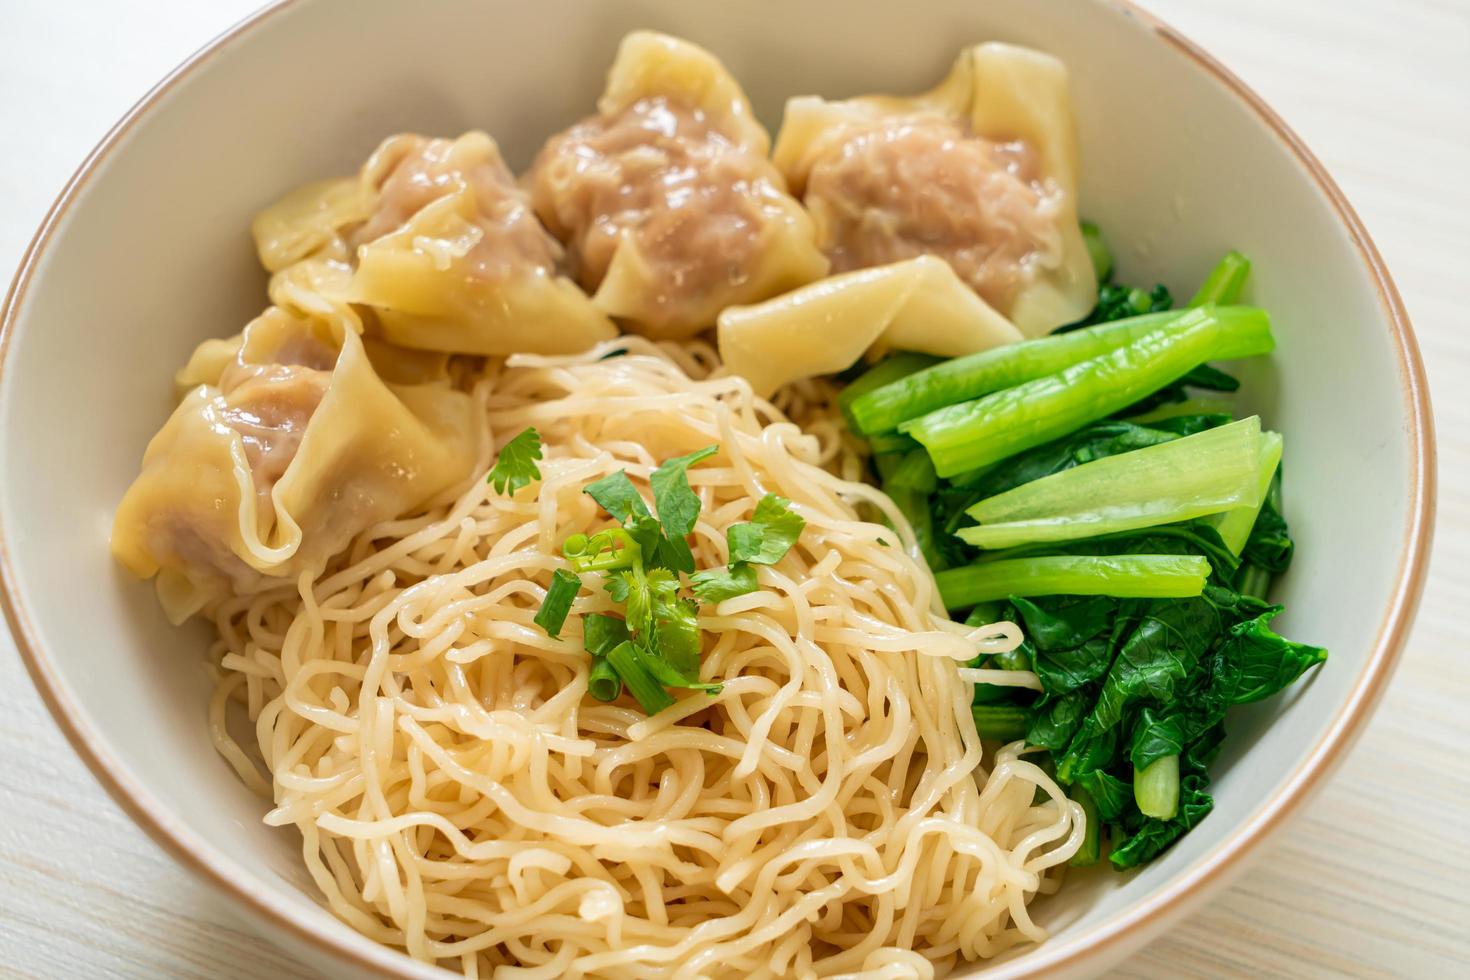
[532, 568, 580, 638]
[487, 427, 543, 495]
[530, 447, 804, 715]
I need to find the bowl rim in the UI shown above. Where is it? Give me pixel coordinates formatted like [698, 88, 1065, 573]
[0, 1, 1437, 976]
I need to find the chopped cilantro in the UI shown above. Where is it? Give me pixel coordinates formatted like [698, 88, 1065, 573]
[487, 427, 543, 496]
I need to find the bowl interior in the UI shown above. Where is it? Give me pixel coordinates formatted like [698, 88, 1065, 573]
[0, 0, 1420, 976]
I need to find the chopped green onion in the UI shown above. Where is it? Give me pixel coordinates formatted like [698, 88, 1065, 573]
[533, 568, 580, 638]
[563, 528, 642, 572]
[606, 641, 675, 714]
[587, 656, 622, 702]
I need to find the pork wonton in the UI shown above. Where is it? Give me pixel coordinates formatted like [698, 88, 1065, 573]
[529, 31, 828, 340]
[251, 131, 616, 356]
[773, 42, 1096, 337]
[112, 308, 479, 621]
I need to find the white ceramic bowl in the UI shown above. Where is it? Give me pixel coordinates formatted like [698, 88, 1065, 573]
[0, 0, 1434, 976]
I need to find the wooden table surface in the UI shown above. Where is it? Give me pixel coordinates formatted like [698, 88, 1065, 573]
[1, 1, 1465, 977]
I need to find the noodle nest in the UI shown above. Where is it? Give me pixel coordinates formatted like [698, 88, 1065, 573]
[208, 339, 1082, 979]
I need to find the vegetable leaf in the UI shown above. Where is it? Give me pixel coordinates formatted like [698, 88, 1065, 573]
[487, 427, 543, 496]
[652, 596, 705, 680]
[727, 494, 805, 565]
[1075, 769, 1132, 821]
[584, 470, 651, 522]
[1129, 707, 1185, 771]
[629, 512, 697, 575]
[533, 568, 580, 638]
[582, 613, 630, 658]
[690, 563, 760, 603]
[650, 446, 718, 538]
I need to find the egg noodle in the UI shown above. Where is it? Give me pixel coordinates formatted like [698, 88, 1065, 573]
[206, 338, 1083, 978]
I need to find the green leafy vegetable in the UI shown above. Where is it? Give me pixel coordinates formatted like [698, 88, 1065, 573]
[583, 470, 651, 523]
[885, 483, 949, 573]
[904, 307, 1275, 477]
[957, 417, 1268, 550]
[1133, 754, 1181, 820]
[1129, 708, 1185, 771]
[972, 704, 1030, 741]
[583, 613, 630, 658]
[1212, 431, 1283, 554]
[689, 563, 760, 603]
[1189, 251, 1252, 307]
[848, 307, 1204, 436]
[1240, 467, 1294, 578]
[487, 427, 543, 496]
[1080, 221, 1112, 283]
[836, 242, 1325, 870]
[1070, 786, 1102, 866]
[727, 494, 806, 566]
[936, 555, 1210, 608]
[838, 352, 940, 430]
[1089, 283, 1174, 324]
[886, 448, 938, 495]
[533, 568, 581, 638]
[650, 446, 719, 540]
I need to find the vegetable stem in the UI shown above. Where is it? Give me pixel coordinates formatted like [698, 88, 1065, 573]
[934, 555, 1210, 609]
[849, 307, 1256, 436]
[958, 417, 1266, 550]
[1212, 431, 1283, 555]
[1188, 251, 1252, 307]
[1070, 786, 1102, 866]
[905, 308, 1274, 477]
[971, 704, 1031, 741]
[838, 352, 939, 430]
[1237, 564, 1273, 600]
[1081, 222, 1112, 283]
[1134, 754, 1181, 820]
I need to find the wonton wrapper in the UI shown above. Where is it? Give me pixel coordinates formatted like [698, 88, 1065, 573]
[529, 32, 828, 339]
[773, 42, 1095, 337]
[250, 132, 616, 357]
[718, 256, 1021, 398]
[112, 308, 479, 622]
